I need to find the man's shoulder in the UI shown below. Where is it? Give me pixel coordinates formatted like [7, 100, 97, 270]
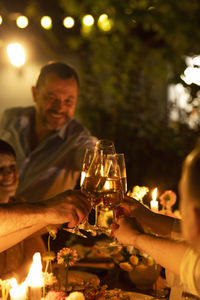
[0, 106, 35, 127]
[2, 106, 34, 118]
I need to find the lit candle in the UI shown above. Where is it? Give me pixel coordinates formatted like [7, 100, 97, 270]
[150, 188, 159, 212]
[9, 278, 27, 300]
[25, 253, 43, 300]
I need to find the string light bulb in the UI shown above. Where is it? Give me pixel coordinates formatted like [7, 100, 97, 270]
[16, 16, 29, 28]
[82, 14, 94, 27]
[7, 43, 26, 67]
[63, 16, 75, 28]
[41, 16, 52, 29]
[97, 14, 113, 31]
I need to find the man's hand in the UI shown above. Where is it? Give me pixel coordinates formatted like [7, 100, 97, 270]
[46, 190, 91, 228]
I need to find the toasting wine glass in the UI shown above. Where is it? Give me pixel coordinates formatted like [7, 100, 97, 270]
[80, 148, 95, 231]
[81, 140, 116, 231]
[97, 153, 127, 245]
[96, 154, 124, 233]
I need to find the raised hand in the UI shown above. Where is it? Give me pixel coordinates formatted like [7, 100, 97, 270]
[46, 189, 91, 228]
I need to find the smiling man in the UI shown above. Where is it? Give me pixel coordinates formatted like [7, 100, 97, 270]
[0, 62, 97, 202]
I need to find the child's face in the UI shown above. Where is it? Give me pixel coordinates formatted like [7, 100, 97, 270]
[0, 153, 19, 202]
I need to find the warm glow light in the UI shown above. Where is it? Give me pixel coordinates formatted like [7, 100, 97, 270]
[16, 16, 29, 28]
[104, 180, 111, 190]
[181, 56, 200, 86]
[10, 278, 27, 300]
[7, 43, 26, 67]
[41, 16, 52, 29]
[0, 15, 2, 25]
[97, 14, 113, 31]
[10, 278, 17, 289]
[150, 188, 158, 212]
[26, 252, 43, 287]
[80, 171, 86, 186]
[63, 16, 75, 28]
[182, 67, 200, 86]
[152, 188, 157, 201]
[82, 14, 94, 27]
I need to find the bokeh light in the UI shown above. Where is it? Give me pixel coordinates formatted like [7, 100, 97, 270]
[181, 56, 200, 86]
[41, 16, 52, 30]
[7, 43, 26, 67]
[82, 14, 94, 27]
[97, 14, 113, 31]
[16, 16, 29, 28]
[0, 16, 2, 25]
[63, 16, 75, 28]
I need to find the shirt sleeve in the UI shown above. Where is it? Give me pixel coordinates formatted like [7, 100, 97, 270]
[180, 247, 200, 296]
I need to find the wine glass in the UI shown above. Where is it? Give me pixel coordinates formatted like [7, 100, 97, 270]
[97, 153, 127, 245]
[80, 140, 116, 231]
[66, 148, 95, 236]
[80, 148, 95, 231]
[97, 154, 124, 233]
[81, 147, 108, 230]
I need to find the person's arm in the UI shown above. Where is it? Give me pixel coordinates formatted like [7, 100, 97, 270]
[112, 216, 187, 276]
[0, 189, 90, 253]
[135, 234, 187, 276]
[120, 195, 181, 237]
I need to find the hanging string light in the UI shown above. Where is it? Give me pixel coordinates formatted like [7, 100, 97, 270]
[82, 14, 94, 27]
[63, 16, 75, 28]
[16, 15, 29, 28]
[41, 16, 52, 30]
[7, 43, 26, 67]
[97, 14, 113, 31]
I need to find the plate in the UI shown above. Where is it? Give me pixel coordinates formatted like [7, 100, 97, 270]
[105, 290, 152, 299]
[53, 264, 100, 290]
[124, 291, 152, 299]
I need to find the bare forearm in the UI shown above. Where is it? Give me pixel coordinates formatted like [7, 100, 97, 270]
[0, 224, 44, 253]
[136, 208, 180, 237]
[135, 233, 188, 275]
[0, 202, 48, 237]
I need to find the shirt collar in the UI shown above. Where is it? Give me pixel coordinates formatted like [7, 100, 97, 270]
[19, 106, 74, 140]
[58, 117, 74, 139]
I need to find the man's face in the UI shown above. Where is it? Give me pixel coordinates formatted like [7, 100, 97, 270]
[0, 154, 19, 202]
[32, 73, 78, 131]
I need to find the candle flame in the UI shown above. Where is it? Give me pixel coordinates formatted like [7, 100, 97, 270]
[25, 252, 43, 287]
[152, 188, 158, 201]
[10, 278, 27, 299]
[10, 278, 17, 288]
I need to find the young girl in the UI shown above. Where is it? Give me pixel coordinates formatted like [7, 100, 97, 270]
[0, 139, 46, 282]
